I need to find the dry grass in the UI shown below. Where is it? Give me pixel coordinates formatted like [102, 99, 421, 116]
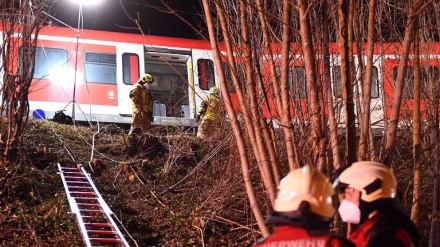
[0, 119, 434, 246]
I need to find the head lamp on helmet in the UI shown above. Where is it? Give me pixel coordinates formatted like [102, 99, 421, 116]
[274, 165, 335, 219]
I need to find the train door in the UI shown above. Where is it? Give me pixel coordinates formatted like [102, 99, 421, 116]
[191, 49, 216, 118]
[362, 55, 384, 130]
[116, 44, 144, 116]
[143, 48, 191, 125]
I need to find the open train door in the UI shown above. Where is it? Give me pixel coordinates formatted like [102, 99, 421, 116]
[191, 49, 216, 118]
[116, 43, 144, 116]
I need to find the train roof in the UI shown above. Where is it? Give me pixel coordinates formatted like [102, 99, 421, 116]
[45, 25, 211, 49]
[0, 22, 212, 50]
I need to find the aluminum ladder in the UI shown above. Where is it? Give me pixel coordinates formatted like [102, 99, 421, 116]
[58, 163, 130, 247]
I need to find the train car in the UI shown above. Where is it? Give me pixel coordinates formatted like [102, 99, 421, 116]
[2, 22, 437, 131]
[1, 23, 220, 127]
[258, 42, 439, 131]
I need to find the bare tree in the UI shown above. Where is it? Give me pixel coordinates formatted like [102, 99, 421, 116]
[358, 0, 377, 161]
[338, 0, 358, 166]
[411, 16, 422, 224]
[0, 1, 49, 165]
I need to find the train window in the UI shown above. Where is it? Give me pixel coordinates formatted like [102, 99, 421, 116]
[288, 66, 306, 98]
[274, 66, 305, 97]
[332, 66, 342, 98]
[361, 66, 379, 98]
[122, 53, 140, 85]
[371, 66, 379, 98]
[31, 47, 68, 80]
[393, 66, 439, 99]
[197, 59, 215, 90]
[85, 52, 116, 84]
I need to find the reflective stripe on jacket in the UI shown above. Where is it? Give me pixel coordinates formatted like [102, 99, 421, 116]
[253, 226, 355, 247]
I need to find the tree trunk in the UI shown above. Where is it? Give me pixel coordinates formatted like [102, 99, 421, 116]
[430, 68, 440, 247]
[321, 0, 342, 169]
[280, 0, 300, 171]
[338, 0, 358, 166]
[297, 0, 326, 170]
[255, 0, 283, 184]
[359, 0, 376, 161]
[411, 17, 421, 224]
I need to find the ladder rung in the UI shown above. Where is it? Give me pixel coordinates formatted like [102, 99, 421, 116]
[73, 197, 97, 201]
[87, 230, 117, 235]
[68, 186, 94, 190]
[85, 223, 113, 228]
[89, 238, 122, 243]
[77, 203, 100, 207]
[64, 171, 84, 177]
[80, 209, 104, 213]
[70, 191, 96, 195]
[61, 167, 80, 170]
[64, 176, 88, 181]
[81, 216, 108, 222]
[66, 181, 89, 184]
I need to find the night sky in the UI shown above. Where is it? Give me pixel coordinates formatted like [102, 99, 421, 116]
[51, 0, 204, 40]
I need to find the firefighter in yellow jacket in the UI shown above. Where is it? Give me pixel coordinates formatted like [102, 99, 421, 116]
[196, 86, 222, 140]
[128, 74, 154, 136]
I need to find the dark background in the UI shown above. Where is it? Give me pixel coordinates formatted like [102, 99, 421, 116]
[51, 0, 204, 39]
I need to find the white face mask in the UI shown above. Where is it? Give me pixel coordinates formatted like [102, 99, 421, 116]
[338, 199, 361, 224]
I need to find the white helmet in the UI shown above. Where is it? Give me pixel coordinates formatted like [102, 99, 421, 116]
[333, 161, 397, 202]
[274, 165, 335, 219]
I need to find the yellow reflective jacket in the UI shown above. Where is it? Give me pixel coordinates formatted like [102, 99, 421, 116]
[130, 83, 153, 113]
[197, 94, 222, 121]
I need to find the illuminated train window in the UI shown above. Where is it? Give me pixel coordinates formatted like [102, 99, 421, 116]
[31, 47, 68, 80]
[85, 52, 117, 84]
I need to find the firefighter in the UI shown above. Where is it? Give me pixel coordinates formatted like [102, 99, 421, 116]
[253, 165, 355, 247]
[196, 85, 222, 140]
[333, 161, 420, 246]
[128, 73, 154, 136]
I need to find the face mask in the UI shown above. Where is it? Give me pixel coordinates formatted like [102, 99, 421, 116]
[338, 199, 361, 224]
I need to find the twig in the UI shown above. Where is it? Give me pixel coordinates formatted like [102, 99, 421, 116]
[21, 212, 41, 247]
[192, 225, 205, 247]
[211, 215, 261, 234]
